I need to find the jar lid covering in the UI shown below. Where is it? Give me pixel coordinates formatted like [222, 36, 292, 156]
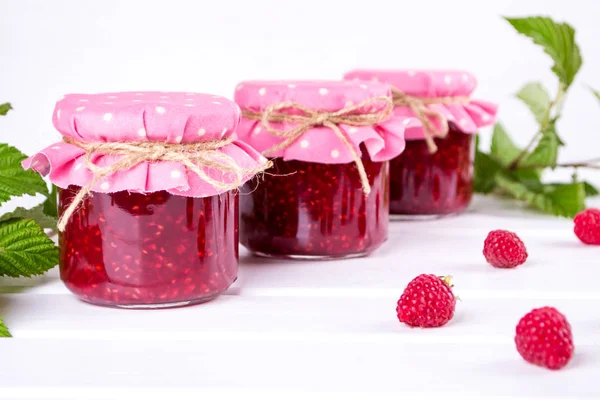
[344, 70, 498, 140]
[22, 92, 269, 197]
[234, 80, 413, 164]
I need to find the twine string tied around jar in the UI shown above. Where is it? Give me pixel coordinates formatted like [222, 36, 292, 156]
[241, 95, 394, 196]
[391, 87, 470, 153]
[57, 136, 272, 232]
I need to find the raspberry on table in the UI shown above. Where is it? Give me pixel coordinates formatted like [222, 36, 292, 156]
[515, 307, 574, 370]
[396, 274, 456, 328]
[574, 208, 600, 245]
[483, 230, 528, 268]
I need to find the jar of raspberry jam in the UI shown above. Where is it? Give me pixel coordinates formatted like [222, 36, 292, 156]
[234, 81, 409, 259]
[344, 70, 498, 218]
[23, 92, 269, 308]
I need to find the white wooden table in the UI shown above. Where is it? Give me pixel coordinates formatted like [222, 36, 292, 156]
[1, 195, 599, 400]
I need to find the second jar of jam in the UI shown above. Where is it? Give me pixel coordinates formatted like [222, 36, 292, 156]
[345, 70, 498, 218]
[23, 92, 270, 308]
[234, 80, 409, 259]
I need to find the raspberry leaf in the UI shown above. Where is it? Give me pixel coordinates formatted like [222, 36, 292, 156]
[0, 103, 12, 116]
[490, 123, 522, 166]
[0, 317, 10, 338]
[495, 174, 585, 217]
[516, 82, 551, 123]
[0, 317, 11, 338]
[0, 218, 58, 277]
[42, 185, 59, 218]
[0, 144, 49, 206]
[474, 135, 503, 194]
[583, 181, 599, 197]
[0, 204, 58, 230]
[505, 16, 582, 88]
[519, 126, 561, 168]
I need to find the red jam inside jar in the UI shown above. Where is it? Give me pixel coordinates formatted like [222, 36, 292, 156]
[389, 126, 474, 217]
[240, 152, 389, 259]
[58, 186, 238, 308]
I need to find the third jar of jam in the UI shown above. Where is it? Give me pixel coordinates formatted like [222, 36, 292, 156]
[344, 70, 498, 218]
[234, 80, 410, 259]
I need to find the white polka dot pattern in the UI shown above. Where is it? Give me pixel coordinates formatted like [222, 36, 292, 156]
[234, 80, 402, 164]
[342, 70, 498, 140]
[26, 91, 269, 199]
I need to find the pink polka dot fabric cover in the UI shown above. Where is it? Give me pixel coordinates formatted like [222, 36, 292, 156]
[343, 70, 498, 140]
[22, 92, 269, 197]
[234, 81, 414, 164]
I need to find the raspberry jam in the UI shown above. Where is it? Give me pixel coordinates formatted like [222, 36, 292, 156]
[240, 154, 389, 259]
[389, 126, 474, 217]
[58, 186, 238, 308]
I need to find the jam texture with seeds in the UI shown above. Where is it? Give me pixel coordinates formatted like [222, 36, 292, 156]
[390, 127, 474, 216]
[240, 153, 389, 258]
[59, 186, 238, 307]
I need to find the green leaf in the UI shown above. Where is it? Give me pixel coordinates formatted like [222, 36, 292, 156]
[474, 150, 503, 194]
[505, 16, 582, 88]
[0, 204, 57, 230]
[0, 219, 58, 278]
[0, 143, 49, 205]
[511, 168, 543, 189]
[584, 181, 600, 197]
[0, 318, 11, 338]
[0, 103, 12, 116]
[490, 123, 522, 166]
[495, 173, 585, 217]
[43, 185, 59, 218]
[520, 133, 560, 168]
[516, 82, 551, 123]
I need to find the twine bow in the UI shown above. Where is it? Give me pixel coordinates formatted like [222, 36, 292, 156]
[242, 96, 393, 195]
[391, 88, 470, 153]
[57, 136, 271, 231]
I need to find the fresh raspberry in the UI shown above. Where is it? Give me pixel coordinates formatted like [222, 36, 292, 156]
[483, 230, 528, 268]
[574, 208, 600, 245]
[396, 274, 456, 328]
[515, 307, 574, 370]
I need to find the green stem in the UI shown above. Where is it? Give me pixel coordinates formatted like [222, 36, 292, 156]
[508, 84, 566, 170]
[508, 132, 542, 170]
[520, 161, 600, 170]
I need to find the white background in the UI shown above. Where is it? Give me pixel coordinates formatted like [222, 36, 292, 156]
[1, 0, 600, 184]
[1, 1, 600, 399]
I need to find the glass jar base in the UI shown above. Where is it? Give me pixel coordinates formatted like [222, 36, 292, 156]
[390, 212, 462, 221]
[251, 250, 370, 261]
[78, 295, 220, 310]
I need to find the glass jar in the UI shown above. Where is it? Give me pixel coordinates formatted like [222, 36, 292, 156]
[234, 80, 405, 259]
[58, 186, 238, 308]
[240, 152, 389, 259]
[344, 69, 498, 218]
[23, 91, 270, 308]
[389, 126, 474, 217]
